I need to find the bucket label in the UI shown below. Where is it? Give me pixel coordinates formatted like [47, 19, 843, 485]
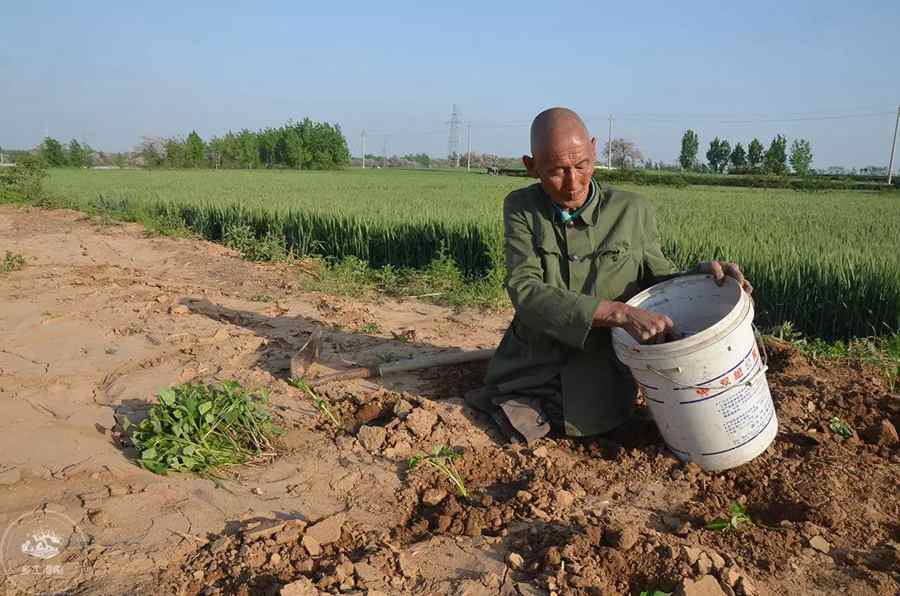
[707, 382, 775, 456]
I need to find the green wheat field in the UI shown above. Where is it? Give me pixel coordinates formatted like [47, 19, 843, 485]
[46, 168, 900, 339]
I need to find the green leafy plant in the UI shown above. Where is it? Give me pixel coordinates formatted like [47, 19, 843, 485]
[705, 500, 754, 532]
[122, 381, 280, 476]
[828, 416, 853, 439]
[1, 251, 26, 273]
[359, 322, 382, 334]
[288, 378, 341, 428]
[639, 590, 672, 596]
[408, 445, 468, 497]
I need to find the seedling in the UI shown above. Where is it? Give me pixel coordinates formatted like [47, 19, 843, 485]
[705, 500, 754, 532]
[639, 590, 672, 596]
[828, 416, 853, 439]
[123, 381, 280, 476]
[1, 251, 25, 273]
[408, 445, 468, 497]
[288, 378, 341, 428]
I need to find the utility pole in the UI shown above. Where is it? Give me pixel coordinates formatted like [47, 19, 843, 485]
[361, 129, 367, 169]
[888, 105, 899, 185]
[447, 105, 461, 167]
[607, 114, 613, 168]
[466, 122, 471, 172]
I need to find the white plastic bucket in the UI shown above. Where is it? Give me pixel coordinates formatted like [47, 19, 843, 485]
[612, 274, 777, 471]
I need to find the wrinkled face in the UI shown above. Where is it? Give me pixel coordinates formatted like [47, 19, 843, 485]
[525, 134, 597, 211]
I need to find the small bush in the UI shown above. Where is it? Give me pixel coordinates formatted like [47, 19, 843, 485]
[223, 223, 286, 261]
[0, 154, 47, 201]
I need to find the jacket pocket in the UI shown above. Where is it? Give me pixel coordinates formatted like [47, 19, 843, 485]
[535, 236, 564, 284]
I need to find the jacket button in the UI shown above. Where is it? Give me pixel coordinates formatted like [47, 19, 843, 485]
[568, 255, 579, 262]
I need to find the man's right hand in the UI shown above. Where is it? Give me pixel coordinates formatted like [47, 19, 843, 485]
[592, 301, 674, 344]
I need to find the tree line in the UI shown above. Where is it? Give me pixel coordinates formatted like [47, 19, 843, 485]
[679, 130, 814, 176]
[36, 138, 102, 168]
[28, 118, 351, 171]
[138, 119, 350, 170]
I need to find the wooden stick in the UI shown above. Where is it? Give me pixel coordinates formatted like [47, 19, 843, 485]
[309, 348, 494, 388]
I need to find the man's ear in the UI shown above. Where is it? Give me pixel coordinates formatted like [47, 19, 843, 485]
[522, 155, 537, 177]
[590, 137, 597, 162]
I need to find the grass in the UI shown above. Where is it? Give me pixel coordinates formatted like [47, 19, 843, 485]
[122, 381, 280, 476]
[408, 445, 468, 497]
[288, 378, 341, 428]
[1, 251, 26, 273]
[27, 168, 900, 339]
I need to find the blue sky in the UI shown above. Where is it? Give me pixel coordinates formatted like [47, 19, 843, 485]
[2, 1, 898, 168]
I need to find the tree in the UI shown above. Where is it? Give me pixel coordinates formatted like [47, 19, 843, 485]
[789, 139, 813, 176]
[679, 129, 699, 170]
[39, 137, 67, 166]
[602, 138, 643, 168]
[67, 139, 85, 167]
[747, 138, 764, 172]
[706, 137, 731, 173]
[164, 138, 184, 167]
[184, 131, 205, 167]
[764, 134, 788, 175]
[137, 136, 166, 167]
[236, 129, 259, 169]
[729, 143, 747, 169]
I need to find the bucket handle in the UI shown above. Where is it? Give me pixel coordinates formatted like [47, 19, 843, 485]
[643, 323, 769, 392]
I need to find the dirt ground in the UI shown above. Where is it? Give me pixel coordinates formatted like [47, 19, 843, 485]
[1, 205, 898, 596]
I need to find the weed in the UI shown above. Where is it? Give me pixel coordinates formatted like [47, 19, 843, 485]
[0, 251, 26, 273]
[122, 381, 280, 476]
[639, 591, 672, 596]
[764, 324, 899, 391]
[359, 322, 382, 334]
[249, 293, 274, 303]
[705, 500, 754, 532]
[288, 378, 341, 428]
[408, 445, 468, 497]
[223, 224, 286, 261]
[828, 416, 853, 439]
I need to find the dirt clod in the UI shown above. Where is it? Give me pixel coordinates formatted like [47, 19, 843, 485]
[405, 408, 438, 438]
[422, 487, 448, 506]
[677, 575, 727, 596]
[809, 535, 831, 554]
[357, 424, 387, 451]
[506, 552, 525, 570]
[863, 419, 899, 446]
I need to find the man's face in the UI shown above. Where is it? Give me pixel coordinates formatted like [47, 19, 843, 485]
[524, 135, 597, 210]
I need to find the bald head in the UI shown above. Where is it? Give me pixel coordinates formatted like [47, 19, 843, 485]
[523, 107, 597, 210]
[530, 107, 591, 157]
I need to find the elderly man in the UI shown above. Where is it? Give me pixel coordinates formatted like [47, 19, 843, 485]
[468, 107, 751, 443]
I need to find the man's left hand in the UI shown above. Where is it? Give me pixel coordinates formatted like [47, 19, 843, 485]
[698, 261, 753, 294]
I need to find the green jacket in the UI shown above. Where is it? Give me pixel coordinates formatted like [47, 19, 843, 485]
[484, 180, 678, 437]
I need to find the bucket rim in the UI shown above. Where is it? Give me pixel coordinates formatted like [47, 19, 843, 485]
[612, 274, 751, 362]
